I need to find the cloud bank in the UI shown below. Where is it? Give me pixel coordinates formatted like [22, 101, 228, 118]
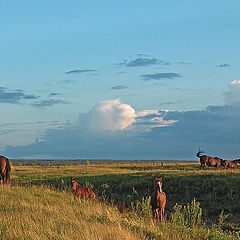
[5, 83, 240, 160]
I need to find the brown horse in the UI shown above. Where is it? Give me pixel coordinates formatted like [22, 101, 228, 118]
[223, 159, 240, 169]
[71, 178, 95, 200]
[150, 177, 166, 221]
[0, 155, 11, 184]
[196, 150, 224, 170]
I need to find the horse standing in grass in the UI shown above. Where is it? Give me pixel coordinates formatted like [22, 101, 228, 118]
[196, 150, 224, 170]
[71, 178, 95, 200]
[150, 177, 166, 221]
[223, 159, 240, 169]
[0, 155, 11, 184]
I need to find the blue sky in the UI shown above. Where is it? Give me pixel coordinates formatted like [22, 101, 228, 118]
[1, 1, 240, 159]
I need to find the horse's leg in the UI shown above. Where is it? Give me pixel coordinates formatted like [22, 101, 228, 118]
[156, 208, 160, 221]
[160, 208, 163, 221]
[204, 162, 207, 169]
[152, 209, 156, 219]
[2, 172, 6, 184]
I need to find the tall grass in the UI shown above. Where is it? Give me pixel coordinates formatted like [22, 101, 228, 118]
[0, 185, 239, 239]
[10, 162, 240, 227]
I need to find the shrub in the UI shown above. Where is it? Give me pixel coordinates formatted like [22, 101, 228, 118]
[130, 196, 152, 218]
[170, 198, 203, 228]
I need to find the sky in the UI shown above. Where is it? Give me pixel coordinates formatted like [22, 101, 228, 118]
[1, 1, 240, 160]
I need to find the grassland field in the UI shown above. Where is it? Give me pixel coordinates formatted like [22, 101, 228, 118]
[1, 159, 240, 239]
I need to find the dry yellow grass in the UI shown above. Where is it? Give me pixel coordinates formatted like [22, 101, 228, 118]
[0, 185, 144, 240]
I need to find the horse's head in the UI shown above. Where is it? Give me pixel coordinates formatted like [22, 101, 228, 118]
[154, 177, 163, 192]
[71, 178, 78, 191]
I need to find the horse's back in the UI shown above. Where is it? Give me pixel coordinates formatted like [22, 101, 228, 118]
[76, 185, 95, 200]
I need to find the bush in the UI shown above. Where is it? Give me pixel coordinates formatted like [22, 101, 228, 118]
[170, 198, 203, 228]
[130, 196, 152, 218]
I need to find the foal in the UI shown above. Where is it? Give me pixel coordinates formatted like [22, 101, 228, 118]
[150, 177, 166, 221]
[71, 178, 95, 200]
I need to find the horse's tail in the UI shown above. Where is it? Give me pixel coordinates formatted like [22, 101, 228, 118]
[196, 151, 201, 158]
[5, 158, 11, 184]
[196, 148, 205, 158]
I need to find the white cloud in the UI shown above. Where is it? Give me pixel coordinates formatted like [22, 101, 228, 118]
[5, 94, 240, 160]
[223, 80, 240, 104]
[136, 109, 177, 130]
[79, 99, 136, 132]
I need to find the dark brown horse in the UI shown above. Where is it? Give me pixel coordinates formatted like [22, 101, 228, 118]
[196, 150, 224, 170]
[0, 155, 11, 184]
[71, 178, 95, 200]
[223, 159, 240, 169]
[150, 177, 166, 221]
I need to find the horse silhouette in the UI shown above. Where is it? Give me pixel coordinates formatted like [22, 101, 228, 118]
[196, 150, 224, 170]
[150, 177, 166, 221]
[71, 178, 95, 200]
[0, 155, 11, 184]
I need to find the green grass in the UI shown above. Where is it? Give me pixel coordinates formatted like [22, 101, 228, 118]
[0, 185, 239, 240]
[5, 161, 240, 239]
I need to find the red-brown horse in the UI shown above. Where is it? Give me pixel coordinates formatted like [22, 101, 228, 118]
[150, 177, 166, 221]
[71, 178, 95, 200]
[0, 155, 11, 184]
[196, 150, 224, 170]
[223, 159, 240, 169]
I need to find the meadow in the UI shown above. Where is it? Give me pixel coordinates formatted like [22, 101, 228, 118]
[1, 159, 240, 239]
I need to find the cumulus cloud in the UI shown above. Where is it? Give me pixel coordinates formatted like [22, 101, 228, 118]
[223, 80, 240, 104]
[141, 73, 182, 81]
[79, 99, 136, 132]
[4, 99, 178, 159]
[5, 86, 240, 160]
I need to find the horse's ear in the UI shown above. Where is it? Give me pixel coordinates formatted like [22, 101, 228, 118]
[159, 177, 162, 181]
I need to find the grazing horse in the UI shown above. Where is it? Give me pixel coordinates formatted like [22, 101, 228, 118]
[223, 159, 240, 169]
[0, 155, 11, 184]
[71, 178, 95, 200]
[196, 150, 224, 170]
[150, 177, 166, 221]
